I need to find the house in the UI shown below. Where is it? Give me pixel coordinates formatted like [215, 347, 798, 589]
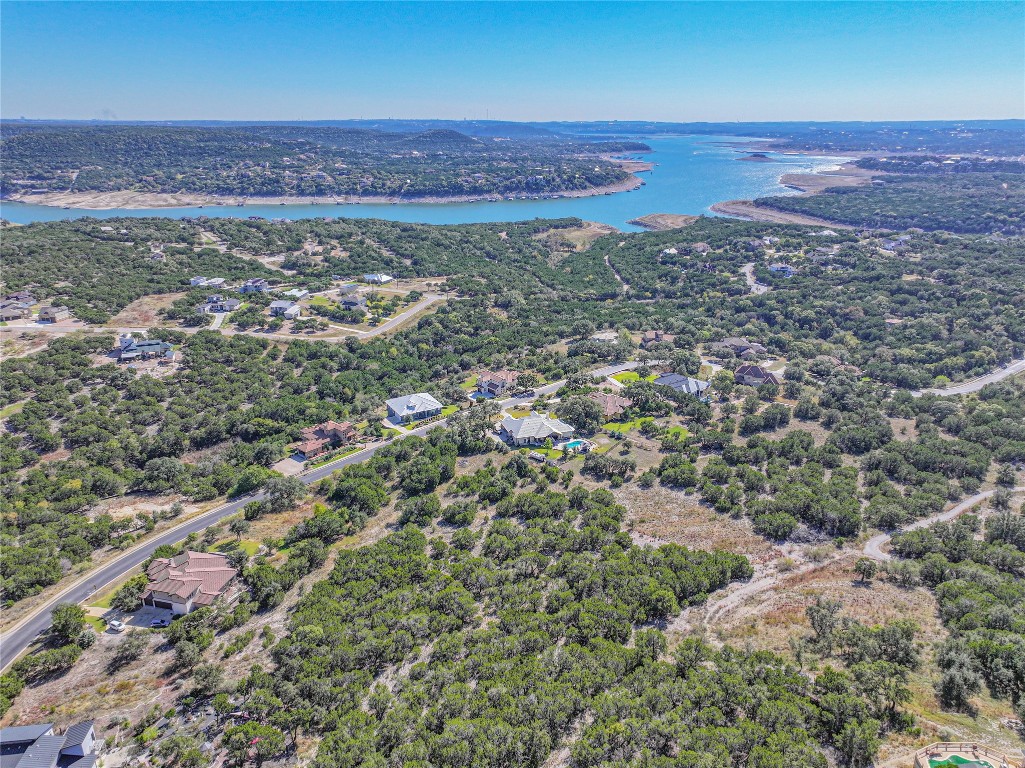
[590, 330, 619, 343]
[588, 391, 633, 420]
[4, 290, 35, 303]
[735, 364, 781, 387]
[476, 370, 519, 397]
[280, 288, 309, 300]
[203, 298, 242, 313]
[239, 278, 270, 294]
[204, 277, 226, 288]
[294, 420, 358, 459]
[386, 392, 444, 423]
[0, 302, 32, 321]
[652, 373, 711, 398]
[118, 336, 173, 362]
[688, 242, 710, 255]
[38, 306, 71, 322]
[641, 330, 676, 349]
[189, 276, 209, 286]
[768, 263, 795, 278]
[0, 720, 97, 768]
[363, 273, 395, 285]
[500, 413, 575, 447]
[707, 336, 767, 359]
[142, 551, 238, 615]
[268, 300, 301, 319]
[340, 295, 368, 311]
[336, 283, 360, 295]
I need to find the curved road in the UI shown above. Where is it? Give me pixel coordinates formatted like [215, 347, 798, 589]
[864, 486, 1025, 561]
[0, 360, 639, 671]
[911, 357, 1025, 397]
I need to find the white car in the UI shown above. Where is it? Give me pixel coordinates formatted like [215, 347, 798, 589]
[108, 619, 126, 633]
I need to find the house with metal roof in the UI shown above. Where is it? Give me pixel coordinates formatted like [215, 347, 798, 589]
[0, 720, 96, 768]
[385, 393, 443, 424]
[500, 413, 575, 447]
[363, 273, 395, 285]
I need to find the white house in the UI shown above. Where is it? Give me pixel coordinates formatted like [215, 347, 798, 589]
[363, 273, 395, 285]
[268, 300, 301, 320]
[500, 413, 575, 447]
[386, 392, 443, 423]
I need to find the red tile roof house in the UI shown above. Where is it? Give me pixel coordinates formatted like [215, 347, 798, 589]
[588, 391, 633, 420]
[476, 370, 519, 397]
[295, 420, 358, 459]
[142, 551, 238, 615]
[734, 364, 782, 388]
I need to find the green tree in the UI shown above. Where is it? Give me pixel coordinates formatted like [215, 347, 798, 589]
[50, 603, 86, 644]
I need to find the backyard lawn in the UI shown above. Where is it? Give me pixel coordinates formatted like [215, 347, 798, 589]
[611, 371, 658, 385]
[603, 416, 654, 433]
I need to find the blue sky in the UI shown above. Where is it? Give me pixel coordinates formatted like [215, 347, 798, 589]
[2, 1, 1023, 121]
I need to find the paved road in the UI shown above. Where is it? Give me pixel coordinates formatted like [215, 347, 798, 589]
[863, 486, 1025, 561]
[912, 357, 1025, 397]
[0, 359, 640, 671]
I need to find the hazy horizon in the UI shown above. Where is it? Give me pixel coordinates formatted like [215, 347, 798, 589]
[3, 1, 1023, 123]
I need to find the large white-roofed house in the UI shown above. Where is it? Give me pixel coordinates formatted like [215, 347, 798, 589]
[500, 414, 575, 447]
[385, 392, 444, 424]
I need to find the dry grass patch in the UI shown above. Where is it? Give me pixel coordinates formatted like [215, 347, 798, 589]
[108, 292, 186, 326]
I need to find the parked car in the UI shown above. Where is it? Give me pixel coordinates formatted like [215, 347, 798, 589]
[108, 619, 126, 633]
[150, 617, 170, 628]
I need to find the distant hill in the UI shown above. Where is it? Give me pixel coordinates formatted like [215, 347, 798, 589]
[0, 124, 647, 202]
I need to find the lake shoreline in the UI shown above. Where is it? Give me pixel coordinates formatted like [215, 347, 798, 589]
[708, 160, 870, 228]
[3, 156, 653, 211]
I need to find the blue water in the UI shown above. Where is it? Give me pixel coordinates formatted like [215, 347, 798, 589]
[0, 136, 850, 231]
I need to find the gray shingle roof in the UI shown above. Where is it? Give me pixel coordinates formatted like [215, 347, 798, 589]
[501, 415, 575, 441]
[652, 374, 710, 396]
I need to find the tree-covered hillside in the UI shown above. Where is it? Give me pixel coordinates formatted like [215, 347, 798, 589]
[754, 156, 1025, 235]
[0, 124, 645, 199]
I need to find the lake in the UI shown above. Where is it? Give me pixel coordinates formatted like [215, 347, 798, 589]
[0, 135, 850, 231]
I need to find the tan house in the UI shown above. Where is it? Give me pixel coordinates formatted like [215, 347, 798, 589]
[296, 420, 358, 459]
[734, 364, 781, 388]
[142, 551, 238, 615]
[38, 306, 71, 322]
[587, 391, 633, 420]
[640, 330, 676, 349]
[0, 303, 31, 321]
[476, 370, 519, 397]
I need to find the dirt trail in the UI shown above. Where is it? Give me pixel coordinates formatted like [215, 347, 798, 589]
[864, 486, 1025, 561]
